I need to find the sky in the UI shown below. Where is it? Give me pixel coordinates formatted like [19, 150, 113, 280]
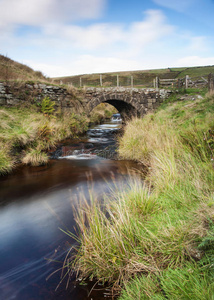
[0, 0, 214, 77]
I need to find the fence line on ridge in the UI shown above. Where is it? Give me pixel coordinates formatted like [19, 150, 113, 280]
[55, 73, 213, 90]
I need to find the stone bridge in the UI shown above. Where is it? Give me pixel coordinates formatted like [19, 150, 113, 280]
[84, 87, 171, 117]
[0, 82, 172, 117]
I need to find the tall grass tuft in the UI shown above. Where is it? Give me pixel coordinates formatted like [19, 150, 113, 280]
[65, 179, 207, 287]
[22, 148, 49, 166]
[0, 144, 14, 175]
[68, 182, 163, 286]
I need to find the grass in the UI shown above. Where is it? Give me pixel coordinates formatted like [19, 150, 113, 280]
[0, 105, 89, 174]
[177, 65, 214, 79]
[64, 91, 214, 298]
[22, 148, 49, 166]
[53, 65, 214, 87]
[120, 260, 214, 300]
[0, 144, 15, 175]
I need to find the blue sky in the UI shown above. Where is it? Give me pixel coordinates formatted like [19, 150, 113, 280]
[0, 0, 214, 77]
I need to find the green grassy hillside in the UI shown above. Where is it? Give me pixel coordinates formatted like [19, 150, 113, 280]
[53, 65, 214, 87]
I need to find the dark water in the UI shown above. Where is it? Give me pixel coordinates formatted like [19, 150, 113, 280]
[0, 121, 141, 300]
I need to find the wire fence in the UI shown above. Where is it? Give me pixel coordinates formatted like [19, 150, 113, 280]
[56, 74, 156, 88]
[55, 73, 211, 90]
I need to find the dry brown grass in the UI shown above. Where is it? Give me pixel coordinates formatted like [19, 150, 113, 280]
[22, 148, 49, 166]
[0, 54, 48, 82]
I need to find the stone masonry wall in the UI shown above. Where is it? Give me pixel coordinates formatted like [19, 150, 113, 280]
[0, 82, 172, 116]
[0, 82, 84, 112]
[84, 87, 172, 115]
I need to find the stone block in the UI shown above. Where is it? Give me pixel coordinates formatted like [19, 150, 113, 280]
[7, 98, 20, 105]
[0, 98, 6, 105]
[117, 94, 124, 100]
[5, 94, 13, 99]
[26, 84, 33, 89]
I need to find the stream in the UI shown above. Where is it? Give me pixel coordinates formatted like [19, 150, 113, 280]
[0, 119, 141, 300]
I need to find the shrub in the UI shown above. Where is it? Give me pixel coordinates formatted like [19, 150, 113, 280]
[41, 96, 55, 116]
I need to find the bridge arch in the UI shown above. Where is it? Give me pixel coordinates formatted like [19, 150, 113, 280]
[86, 92, 146, 118]
[84, 87, 171, 119]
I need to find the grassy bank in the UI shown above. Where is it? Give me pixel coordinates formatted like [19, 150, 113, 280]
[0, 104, 88, 175]
[0, 100, 118, 175]
[66, 91, 214, 298]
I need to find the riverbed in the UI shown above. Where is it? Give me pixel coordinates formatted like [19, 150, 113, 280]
[0, 120, 141, 300]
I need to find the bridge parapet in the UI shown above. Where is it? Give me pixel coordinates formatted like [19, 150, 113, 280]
[0, 82, 172, 118]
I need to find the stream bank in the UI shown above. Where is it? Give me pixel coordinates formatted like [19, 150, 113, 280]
[0, 119, 142, 300]
[68, 92, 214, 299]
[0, 101, 117, 176]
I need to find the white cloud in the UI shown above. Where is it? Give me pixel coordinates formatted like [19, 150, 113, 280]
[2, 4, 213, 78]
[127, 10, 173, 50]
[50, 23, 123, 50]
[22, 10, 174, 76]
[176, 56, 214, 67]
[0, 0, 106, 30]
[0, 8, 176, 77]
[23, 60, 70, 77]
[16, 9, 212, 77]
[24, 55, 140, 77]
[71, 55, 140, 75]
[22, 52, 214, 78]
[37, 10, 174, 52]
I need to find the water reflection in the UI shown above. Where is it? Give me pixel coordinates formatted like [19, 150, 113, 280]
[0, 121, 140, 300]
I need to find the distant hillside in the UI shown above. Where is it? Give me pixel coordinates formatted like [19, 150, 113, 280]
[53, 65, 214, 88]
[0, 55, 47, 82]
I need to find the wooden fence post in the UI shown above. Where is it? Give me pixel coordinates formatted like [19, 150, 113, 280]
[100, 74, 102, 87]
[185, 75, 189, 89]
[208, 73, 214, 92]
[80, 77, 82, 87]
[117, 75, 119, 87]
[131, 76, 133, 88]
[155, 77, 159, 89]
[177, 79, 182, 89]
